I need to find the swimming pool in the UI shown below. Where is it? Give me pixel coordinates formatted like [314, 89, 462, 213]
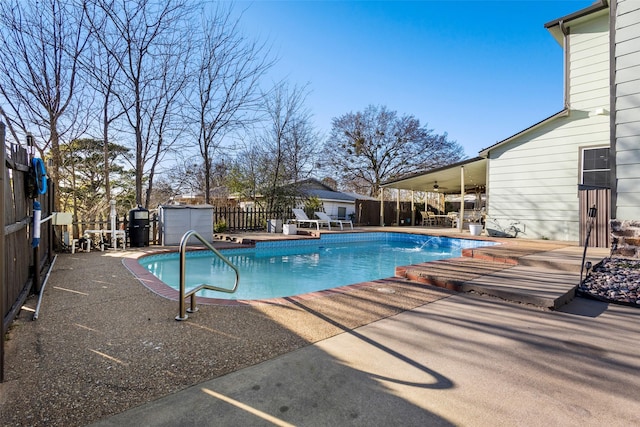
[138, 232, 495, 301]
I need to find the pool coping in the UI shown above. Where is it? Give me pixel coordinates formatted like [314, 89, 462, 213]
[123, 232, 498, 306]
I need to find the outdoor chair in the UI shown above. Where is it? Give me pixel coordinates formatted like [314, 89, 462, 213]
[448, 212, 459, 228]
[292, 208, 331, 230]
[421, 211, 436, 226]
[314, 211, 353, 230]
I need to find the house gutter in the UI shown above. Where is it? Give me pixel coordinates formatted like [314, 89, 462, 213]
[479, 109, 570, 157]
[544, 0, 609, 30]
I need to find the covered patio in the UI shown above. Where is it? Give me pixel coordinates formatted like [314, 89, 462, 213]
[380, 157, 487, 232]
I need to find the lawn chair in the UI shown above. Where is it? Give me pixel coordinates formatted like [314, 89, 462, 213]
[314, 211, 353, 230]
[421, 211, 436, 226]
[292, 208, 331, 230]
[447, 212, 459, 228]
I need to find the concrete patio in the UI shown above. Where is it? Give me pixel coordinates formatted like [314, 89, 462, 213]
[2, 227, 638, 426]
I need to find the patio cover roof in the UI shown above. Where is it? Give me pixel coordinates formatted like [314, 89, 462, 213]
[381, 157, 487, 194]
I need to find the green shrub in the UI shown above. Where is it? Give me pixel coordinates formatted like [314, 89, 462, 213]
[214, 218, 228, 233]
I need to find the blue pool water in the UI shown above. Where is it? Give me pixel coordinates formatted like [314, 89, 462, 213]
[139, 233, 495, 300]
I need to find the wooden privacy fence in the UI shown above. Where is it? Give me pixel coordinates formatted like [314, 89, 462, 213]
[355, 200, 418, 226]
[578, 185, 610, 248]
[1, 124, 54, 381]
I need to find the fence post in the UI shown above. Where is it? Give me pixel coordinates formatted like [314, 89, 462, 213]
[0, 122, 5, 382]
[152, 212, 158, 245]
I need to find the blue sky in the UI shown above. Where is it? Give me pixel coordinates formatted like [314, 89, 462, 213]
[232, 0, 595, 157]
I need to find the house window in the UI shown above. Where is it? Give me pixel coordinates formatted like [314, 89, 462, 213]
[582, 147, 610, 187]
[337, 207, 347, 219]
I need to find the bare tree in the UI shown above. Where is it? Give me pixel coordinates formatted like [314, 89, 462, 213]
[259, 82, 319, 210]
[81, 2, 127, 203]
[282, 116, 322, 183]
[0, 0, 92, 207]
[88, 0, 193, 207]
[190, 3, 272, 204]
[325, 105, 465, 196]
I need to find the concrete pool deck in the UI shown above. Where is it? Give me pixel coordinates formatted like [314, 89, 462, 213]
[91, 295, 640, 427]
[3, 227, 639, 426]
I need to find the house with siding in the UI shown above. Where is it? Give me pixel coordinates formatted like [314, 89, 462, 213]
[237, 178, 375, 220]
[480, 1, 611, 242]
[611, 0, 640, 256]
[382, 0, 640, 255]
[294, 178, 376, 220]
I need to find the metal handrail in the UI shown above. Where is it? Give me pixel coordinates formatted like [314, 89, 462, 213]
[176, 230, 240, 321]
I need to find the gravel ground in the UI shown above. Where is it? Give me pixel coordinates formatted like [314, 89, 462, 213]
[579, 257, 640, 306]
[0, 249, 453, 427]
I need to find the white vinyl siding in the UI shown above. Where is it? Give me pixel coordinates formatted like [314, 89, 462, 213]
[615, 0, 640, 219]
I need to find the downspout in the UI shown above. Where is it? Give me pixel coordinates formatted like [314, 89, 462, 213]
[559, 19, 570, 110]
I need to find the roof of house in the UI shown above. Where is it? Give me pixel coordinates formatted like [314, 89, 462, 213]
[544, 0, 609, 44]
[478, 2, 609, 157]
[381, 157, 487, 194]
[341, 192, 378, 201]
[296, 179, 358, 202]
[478, 109, 570, 156]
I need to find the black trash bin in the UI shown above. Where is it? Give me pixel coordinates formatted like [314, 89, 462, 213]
[128, 206, 150, 247]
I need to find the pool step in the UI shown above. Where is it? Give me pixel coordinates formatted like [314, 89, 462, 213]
[395, 257, 580, 310]
[395, 257, 511, 292]
[397, 244, 610, 310]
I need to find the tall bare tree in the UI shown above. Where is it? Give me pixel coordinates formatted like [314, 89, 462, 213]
[81, 2, 126, 203]
[190, 4, 272, 204]
[259, 82, 319, 210]
[0, 0, 92, 208]
[88, 0, 193, 207]
[325, 105, 465, 196]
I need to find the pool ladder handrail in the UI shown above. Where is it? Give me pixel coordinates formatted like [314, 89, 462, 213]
[176, 230, 240, 321]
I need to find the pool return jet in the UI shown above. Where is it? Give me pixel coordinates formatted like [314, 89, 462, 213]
[176, 230, 240, 321]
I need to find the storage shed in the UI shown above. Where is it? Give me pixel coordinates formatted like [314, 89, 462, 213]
[159, 204, 214, 246]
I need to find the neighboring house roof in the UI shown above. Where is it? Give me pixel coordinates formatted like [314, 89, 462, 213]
[296, 178, 358, 203]
[478, 109, 570, 156]
[342, 192, 378, 201]
[301, 188, 356, 202]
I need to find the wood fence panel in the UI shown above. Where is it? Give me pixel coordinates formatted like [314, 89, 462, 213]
[579, 186, 610, 248]
[354, 200, 417, 226]
[2, 132, 54, 382]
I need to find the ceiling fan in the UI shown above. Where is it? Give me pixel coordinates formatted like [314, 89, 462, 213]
[433, 181, 447, 191]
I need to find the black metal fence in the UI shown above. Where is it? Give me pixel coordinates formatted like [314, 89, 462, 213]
[211, 207, 292, 231]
